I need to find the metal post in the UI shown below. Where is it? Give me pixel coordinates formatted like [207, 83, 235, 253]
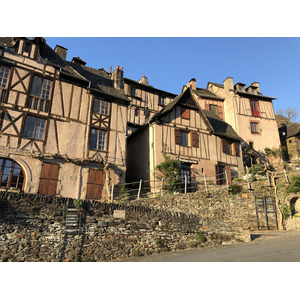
[264, 196, 269, 230]
[161, 177, 164, 196]
[184, 175, 187, 194]
[137, 179, 142, 199]
[254, 196, 260, 230]
[204, 173, 208, 194]
[110, 184, 114, 203]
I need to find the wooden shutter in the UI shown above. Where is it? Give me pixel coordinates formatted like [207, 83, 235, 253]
[175, 128, 180, 145]
[225, 166, 232, 185]
[217, 106, 224, 120]
[39, 163, 59, 196]
[222, 139, 226, 153]
[181, 107, 190, 119]
[86, 169, 103, 199]
[192, 132, 199, 148]
[235, 143, 240, 157]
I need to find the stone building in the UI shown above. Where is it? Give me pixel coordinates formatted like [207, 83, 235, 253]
[279, 123, 300, 162]
[0, 37, 129, 200]
[207, 78, 281, 156]
[127, 87, 243, 191]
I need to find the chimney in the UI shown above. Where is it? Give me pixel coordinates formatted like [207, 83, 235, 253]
[54, 45, 68, 60]
[139, 74, 148, 85]
[111, 66, 124, 89]
[223, 77, 234, 91]
[250, 82, 260, 93]
[187, 78, 196, 90]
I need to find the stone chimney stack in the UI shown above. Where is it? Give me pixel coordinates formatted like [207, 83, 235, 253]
[139, 75, 148, 85]
[187, 78, 196, 90]
[250, 82, 260, 93]
[223, 77, 234, 91]
[111, 66, 124, 89]
[54, 45, 68, 60]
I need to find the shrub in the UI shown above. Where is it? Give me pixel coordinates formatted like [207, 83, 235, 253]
[286, 176, 300, 194]
[249, 164, 266, 175]
[156, 154, 181, 193]
[281, 203, 292, 220]
[230, 184, 242, 195]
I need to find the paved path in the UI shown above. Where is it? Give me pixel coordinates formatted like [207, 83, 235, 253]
[124, 230, 300, 262]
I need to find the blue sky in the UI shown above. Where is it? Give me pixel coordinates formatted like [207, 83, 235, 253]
[46, 37, 300, 122]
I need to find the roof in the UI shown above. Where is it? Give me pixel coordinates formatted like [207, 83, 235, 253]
[124, 77, 177, 97]
[202, 110, 242, 142]
[207, 80, 276, 100]
[207, 82, 224, 88]
[286, 123, 300, 138]
[1, 37, 129, 104]
[192, 88, 224, 100]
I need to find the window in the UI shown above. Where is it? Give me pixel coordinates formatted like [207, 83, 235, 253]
[181, 107, 190, 119]
[0, 158, 25, 190]
[26, 76, 52, 112]
[181, 163, 191, 185]
[134, 108, 140, 117]
[209, 104, 218, 115]
[239, 85, 245, 91]
[222, 140, 233, 155]
[180, 131, 189, 146]
[159, 96, 165, 106]
[250, 100, 260, 117]
[249, 141, 254, 149]
[24, 42, 31, 54]
[250, 122, 259, 134]
[90, 128, 107, 151]
[0, 65, 10, 103]
[93, 98, 109, 115]
[23, 115, 46, 139]
[131, 87, 136, 97]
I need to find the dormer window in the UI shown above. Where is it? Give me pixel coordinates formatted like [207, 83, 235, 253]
[24, 42, 31, 54]
[159, 96, 165, 106]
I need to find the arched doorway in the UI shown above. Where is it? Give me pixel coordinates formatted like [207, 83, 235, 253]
[0, 158, 25, 190]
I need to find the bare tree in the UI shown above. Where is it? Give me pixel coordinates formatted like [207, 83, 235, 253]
[276, 107, 299, 125]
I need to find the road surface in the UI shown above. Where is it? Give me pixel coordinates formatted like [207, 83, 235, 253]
[125, 230, 300, 262]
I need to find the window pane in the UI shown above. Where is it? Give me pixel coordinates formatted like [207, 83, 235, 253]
[34, 118, 46, 139]
[0, 66, 10, 88]
[93, 98, 100, 113]
[41, 79, 52, 99]
[31, 76, 42, 97]
[90, 128, 98, 149]
[23, 116, 36, 137]
[98, 131, 106, 150]
[101, 101, 109, 114]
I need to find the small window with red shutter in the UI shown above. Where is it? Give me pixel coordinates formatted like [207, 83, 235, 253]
[181, 107, 190, 120]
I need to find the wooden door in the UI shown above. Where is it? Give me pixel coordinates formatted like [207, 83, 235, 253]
[86, 168, 103, 199]
[38, 163, 59, 196]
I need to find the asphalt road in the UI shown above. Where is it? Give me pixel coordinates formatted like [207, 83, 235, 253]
[125, 230, 300, 262]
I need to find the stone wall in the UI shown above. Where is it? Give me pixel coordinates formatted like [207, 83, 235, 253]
[0, 189, 256, 262]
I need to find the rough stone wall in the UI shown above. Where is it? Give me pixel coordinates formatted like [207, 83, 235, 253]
[0, 190, 254, 262]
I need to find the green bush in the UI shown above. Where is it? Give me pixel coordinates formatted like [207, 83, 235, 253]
[282, 203, 292, 220]
[249, 164, 266, 175]
[286, 176, 300, 194]
[230, 184, 242, 195]
[156, 154, 181, 193]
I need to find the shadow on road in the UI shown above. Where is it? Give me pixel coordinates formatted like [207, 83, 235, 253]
[250, 234, 261, 241]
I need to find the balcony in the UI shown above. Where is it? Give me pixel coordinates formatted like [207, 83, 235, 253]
[26, 96, 50, 113]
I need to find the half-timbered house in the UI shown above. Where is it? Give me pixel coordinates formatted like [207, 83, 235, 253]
[126, 87, 243, 190]
[0, 37, 129, 200]
[123, 76, 177, 135]
[207, 77, 281, 155]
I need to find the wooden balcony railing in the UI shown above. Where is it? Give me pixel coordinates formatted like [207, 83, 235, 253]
[26, 96, 50, 113]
